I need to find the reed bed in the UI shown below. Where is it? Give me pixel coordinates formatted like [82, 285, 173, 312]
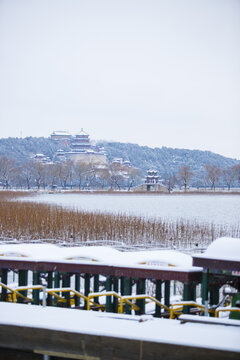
[0, 191, 239, 249]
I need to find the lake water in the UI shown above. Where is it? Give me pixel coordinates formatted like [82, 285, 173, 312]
[29, 193, 240, 227]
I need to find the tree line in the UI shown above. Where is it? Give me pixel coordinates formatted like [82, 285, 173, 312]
[0, 155, 239, 191]
[163, 164, 240, 192]
[0, 156, 140, 191]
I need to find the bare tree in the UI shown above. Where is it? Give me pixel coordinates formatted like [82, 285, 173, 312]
[84, 161, 98, 189]
[0, 155, 16, 189]
[162, 172, 177, 193]
[12, 166, 25, 189]
[58, 160, 74, 189]
[108, 162, 125, 190]
[21, 161, 34, 189]
[124, 166, 141, 191]
[32, 161, 49, 189]
[178, 166, 193, 191]
[222, 166, 235, 191]
[94, 164, 111, 190]
[233, 164, 240, 185]
[74, 161, 90, 190]
[205, 165, 221, 190]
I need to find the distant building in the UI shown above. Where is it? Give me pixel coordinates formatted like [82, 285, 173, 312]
[111, 158, 132, 167]
[50, 131, 72, 147]
[145, 170, 159, 185]
[33, 153, 51, 163]
[55, 149, 66, 162]
[133, 169, 168, 192]
[50, 129, 107, 164]
[67, 129, 107, 164]
[123, 160, 132, 168]
[112, 158, 123, 165]
[50, 131, 72, 141]
[71, 129, 92, 152]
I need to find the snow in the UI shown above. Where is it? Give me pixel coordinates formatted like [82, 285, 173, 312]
[196, 237, 240, 262]
[124, 250, 192, 267]
[0, 303, 239, 352]
[179, 314, 240, 327]
[0, 244, 194, 269]
[26, 193, 240, 226]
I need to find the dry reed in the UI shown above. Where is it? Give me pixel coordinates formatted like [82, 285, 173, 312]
[0, 191, 239, 248]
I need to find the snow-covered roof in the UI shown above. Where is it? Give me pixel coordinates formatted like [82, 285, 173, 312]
[51, 131, 71, 136]
[123, 250, 192, 267]
[0, 244, 192, 268]
[75, 128, 89, 136]
[195, 237, 240, 262]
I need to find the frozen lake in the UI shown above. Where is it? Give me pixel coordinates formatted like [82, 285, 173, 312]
[29, 193, 240, 227]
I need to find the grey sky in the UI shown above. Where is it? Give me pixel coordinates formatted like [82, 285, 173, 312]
[0, 0, 239, 159]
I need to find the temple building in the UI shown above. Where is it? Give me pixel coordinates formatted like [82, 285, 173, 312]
[70, 129, 92, 153]
[145, 170, 159, 186]
[50, 131, 72, 144]
[51, 129, 107, 164]
[133, 170, 168, 192]
[67, 129, 107, 164]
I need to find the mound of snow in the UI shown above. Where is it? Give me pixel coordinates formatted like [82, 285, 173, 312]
[204, 237, 240, 261]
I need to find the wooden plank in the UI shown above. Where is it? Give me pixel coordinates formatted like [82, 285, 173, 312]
[0, 324, 239, 360]
[0, 259, 202, 282]
[193, 257, 240, 272]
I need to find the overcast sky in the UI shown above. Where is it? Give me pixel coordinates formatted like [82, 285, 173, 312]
[0, 0, 239, 159]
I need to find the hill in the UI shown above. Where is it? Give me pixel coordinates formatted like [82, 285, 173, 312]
[98, 141, 239, 185]
[0, 137, 239, 187]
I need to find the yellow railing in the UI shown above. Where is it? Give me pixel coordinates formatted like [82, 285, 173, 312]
[118, 294, 170, 314]
[0, 282, 98, 307]
[46, 287, 101, 307]
[87, 291, 121, 311]
[2, 281, 239, 319]
[12, 285, 43, 303]
[215, 307, 240, 318]
[0, 281, 33, 303]
[169, 302, 205, 319]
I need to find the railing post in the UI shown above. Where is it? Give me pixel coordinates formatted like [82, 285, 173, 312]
[47, 272, 53, 306]
[42, 284, 47, 307]
[33, 271, 40, 305]
[183, 283, 190, 314]
[62, 273, 71, 307]
[183, 282, 196, 314]
[155, 280, 162, 317]
[18, 270, 28, 303]
[106, 276, 112, 312]
[54, 272, 60, 306]
[84, 273, 91, 309]
[121, 277, 132, 314]
[136, 278, 146, 315]
[201, 269, 209, 314]
[164, 280, 170, 308]
[113, 277, 119, 313]
[75, 274, 81, 307]
[210, 284, 219, 317]
[1, 268, 8, 302]
[93, 275, 99, 304]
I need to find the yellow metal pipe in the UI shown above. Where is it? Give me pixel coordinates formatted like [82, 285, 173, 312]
[215, 308, 240, 318]
[170, 302, 205, 319]
[87, 291, 121, 311]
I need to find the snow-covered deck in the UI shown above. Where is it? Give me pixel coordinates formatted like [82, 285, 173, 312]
[0, 303, 239, 356]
